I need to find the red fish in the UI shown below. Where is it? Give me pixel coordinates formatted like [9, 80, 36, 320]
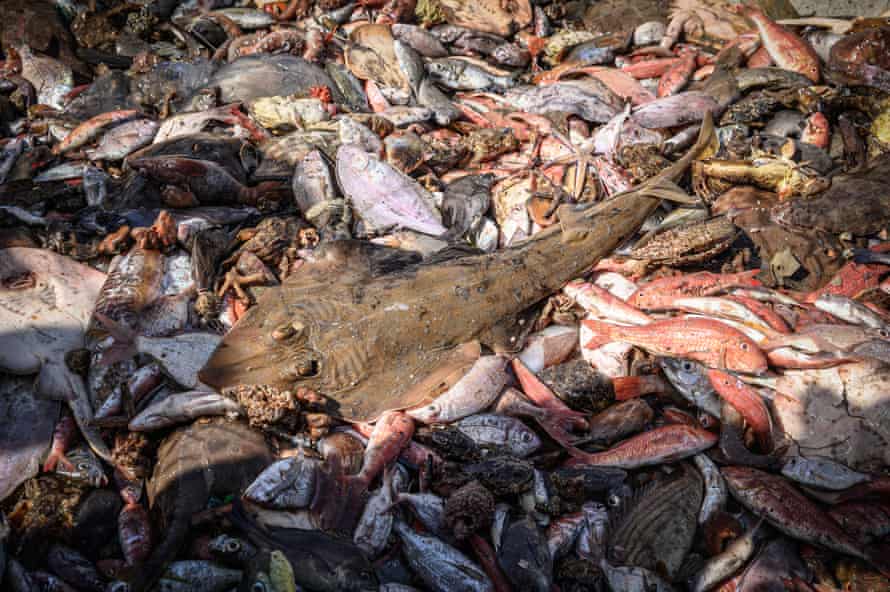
[354, 410, 415, 486]
[628, 270, 761, 309]
[512, 358, 589, 431]
[805, 262, 887, 303]
[707, 369, 773, 451]
[657, 50, 696, 97]
[739, 6, 820, 82]
[583, 317, 769, 374]
[622, 57, 681, 79]
[565, 424, 717, 469]
[746, 45, 774, 67]
[801, 112, 830, 149]
[726, 295, 791, 333]
[54, 109, 143, 154]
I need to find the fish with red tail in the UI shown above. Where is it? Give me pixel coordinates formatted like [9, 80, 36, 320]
[43, 414, 77, 472]
[583, 317, 769, 374]
[722, 466, 887, 574]
[354, 411, 415, 487]
[565, 424, 717, 469]
[628, 270, 761, 310]
[737, 6, 820, 82]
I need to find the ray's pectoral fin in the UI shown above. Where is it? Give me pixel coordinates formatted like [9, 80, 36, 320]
[480, 303, 543, 354]
[328, 341, 481, 422]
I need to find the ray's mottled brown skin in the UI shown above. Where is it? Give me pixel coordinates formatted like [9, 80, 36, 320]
[199, 115, 716, 421]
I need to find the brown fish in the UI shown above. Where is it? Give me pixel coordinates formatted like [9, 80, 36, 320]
[722, 466, 873, 562]
[199, 116, 717, 421]
[566, 424, 717, 469]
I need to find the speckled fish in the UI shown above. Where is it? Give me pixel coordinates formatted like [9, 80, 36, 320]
[85, 119, 158, 161]
[739, 7, 820, 82]
[394, 520, 492, 592]
[455, 414, 541, 457]
[722, 466, 872, 561]
[198, 115, 717, 421]
[243, 452, 320, 510]
[336, 144, 446, 236]
[55, 446, 107, 487]
[128, 391, 240, 431]
[426, 58, 517, 91]
[159, 560, 242, 592]
[583, 317, 768, 374]
[780, 456, 871, 491]
[92, 245, 163, 331]
[659, 358, 723, 418]
[0, 248, 110, 461]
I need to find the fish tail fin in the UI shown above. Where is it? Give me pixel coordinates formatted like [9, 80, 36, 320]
[93, 312, 137, 366]
[581, 319, 613, 350]
[43, 451, 74, 473]
[612, 374, 668, 401]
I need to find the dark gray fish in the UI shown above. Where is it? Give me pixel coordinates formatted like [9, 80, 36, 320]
[497, 515, 552, 592]
[394, 520, 492, 592]
[6, 559, 36, 592]
[127, 134, 256, 184]
[47, 545, 104, 592]
[65, 71, 136, 120]
[441, 174, 494, 237]
[206, 55, 343, 104]
[659, 358, 723, 418]
[608, 464, 703, 580]
[417, 79, 461, 126]
[131, 60, 216, 112]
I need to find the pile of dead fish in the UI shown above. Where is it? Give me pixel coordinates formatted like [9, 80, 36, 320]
[3, 0, 890, 590]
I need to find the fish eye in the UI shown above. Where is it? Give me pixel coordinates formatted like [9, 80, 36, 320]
[78, 462, 91, 471]
[252, 583, 266, 592]
[225, 540, 240, 552]
[271, 324, 296, 341]
[681, 361, 693, 372]
[879, 329, 890, 339]
[521, 432, 532, 442]
[739, 342, 749, 351]
[607, 493, 621, 507]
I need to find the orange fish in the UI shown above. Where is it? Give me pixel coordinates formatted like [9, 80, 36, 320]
[805, 262, 887, 303]
[583, 317, 769, 374]
[565, 424, 717, 469]
[354, 410, 414, 486]
[622, 57, 682, 79]
[746, 45, 774, 68]
[511, 358, 588, 431]
[707, 369, 773, 451]
[628, 270, 762, 310]
[739, 6, 820, 82]
[726, 295, 791, 333]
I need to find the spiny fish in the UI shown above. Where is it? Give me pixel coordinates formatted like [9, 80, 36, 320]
[198, 115, 716, 421]
[583, 317, 768, 374]
[608, 464, 703, 580]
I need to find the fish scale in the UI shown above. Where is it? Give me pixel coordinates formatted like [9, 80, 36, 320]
[608, 465, 703, 580]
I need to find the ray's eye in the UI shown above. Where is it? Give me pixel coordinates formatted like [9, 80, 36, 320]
[272, 321, 306, 341]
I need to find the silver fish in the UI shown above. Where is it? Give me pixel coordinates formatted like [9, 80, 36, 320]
[690, 520, 762, 592]
[814, 294, 890, 331]
[0, 137, 25, 184]
[55, 447, 107, 487]
[354, 465, 409, 557]
[504, 82, 619, 123]
[128, 391, 240, 431]
[243, 452, 320, 509]
[407, 356, 510, 424]
[393, 491, 448, 537]
[693, 454, 727, 526]
[780, 456, 871, 491]
[86, 119, 159, 161]
[210, 8, 275, 28]
[455, 414, 541, 457]
[426, 58, 516, 91]
[576, 502, 609, 560]
[393, 520, 493, 592]
[659, 358, 723, 418]
[417, 78, 461, 126]
[336, 144, 445, 236]
[491, 503, 510, 553]
[293, 150, 338, 214]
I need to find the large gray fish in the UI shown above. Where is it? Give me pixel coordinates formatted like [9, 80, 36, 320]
[504, 82, 620, 123]
[0, 248, 110, 461]
[243, 453, 320, 510]
[394, 520, 492, 592]
[128, 391, 241, 431]
[199, 116, 717, 421]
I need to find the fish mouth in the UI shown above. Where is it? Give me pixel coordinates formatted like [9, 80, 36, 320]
[199, 323, 283, 390]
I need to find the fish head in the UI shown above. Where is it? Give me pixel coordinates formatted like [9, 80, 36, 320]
[242, 550, 296, 592]
[724, 337, 769, 374]
[509, 424, 542, 457]
[199, 293, 326, 393]
[58, 447, 108, 487]
[658, 357, 708, 395]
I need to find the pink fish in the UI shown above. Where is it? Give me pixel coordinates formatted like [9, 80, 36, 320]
[566, 424, 717, 469]
[739, 6, 820, 82]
